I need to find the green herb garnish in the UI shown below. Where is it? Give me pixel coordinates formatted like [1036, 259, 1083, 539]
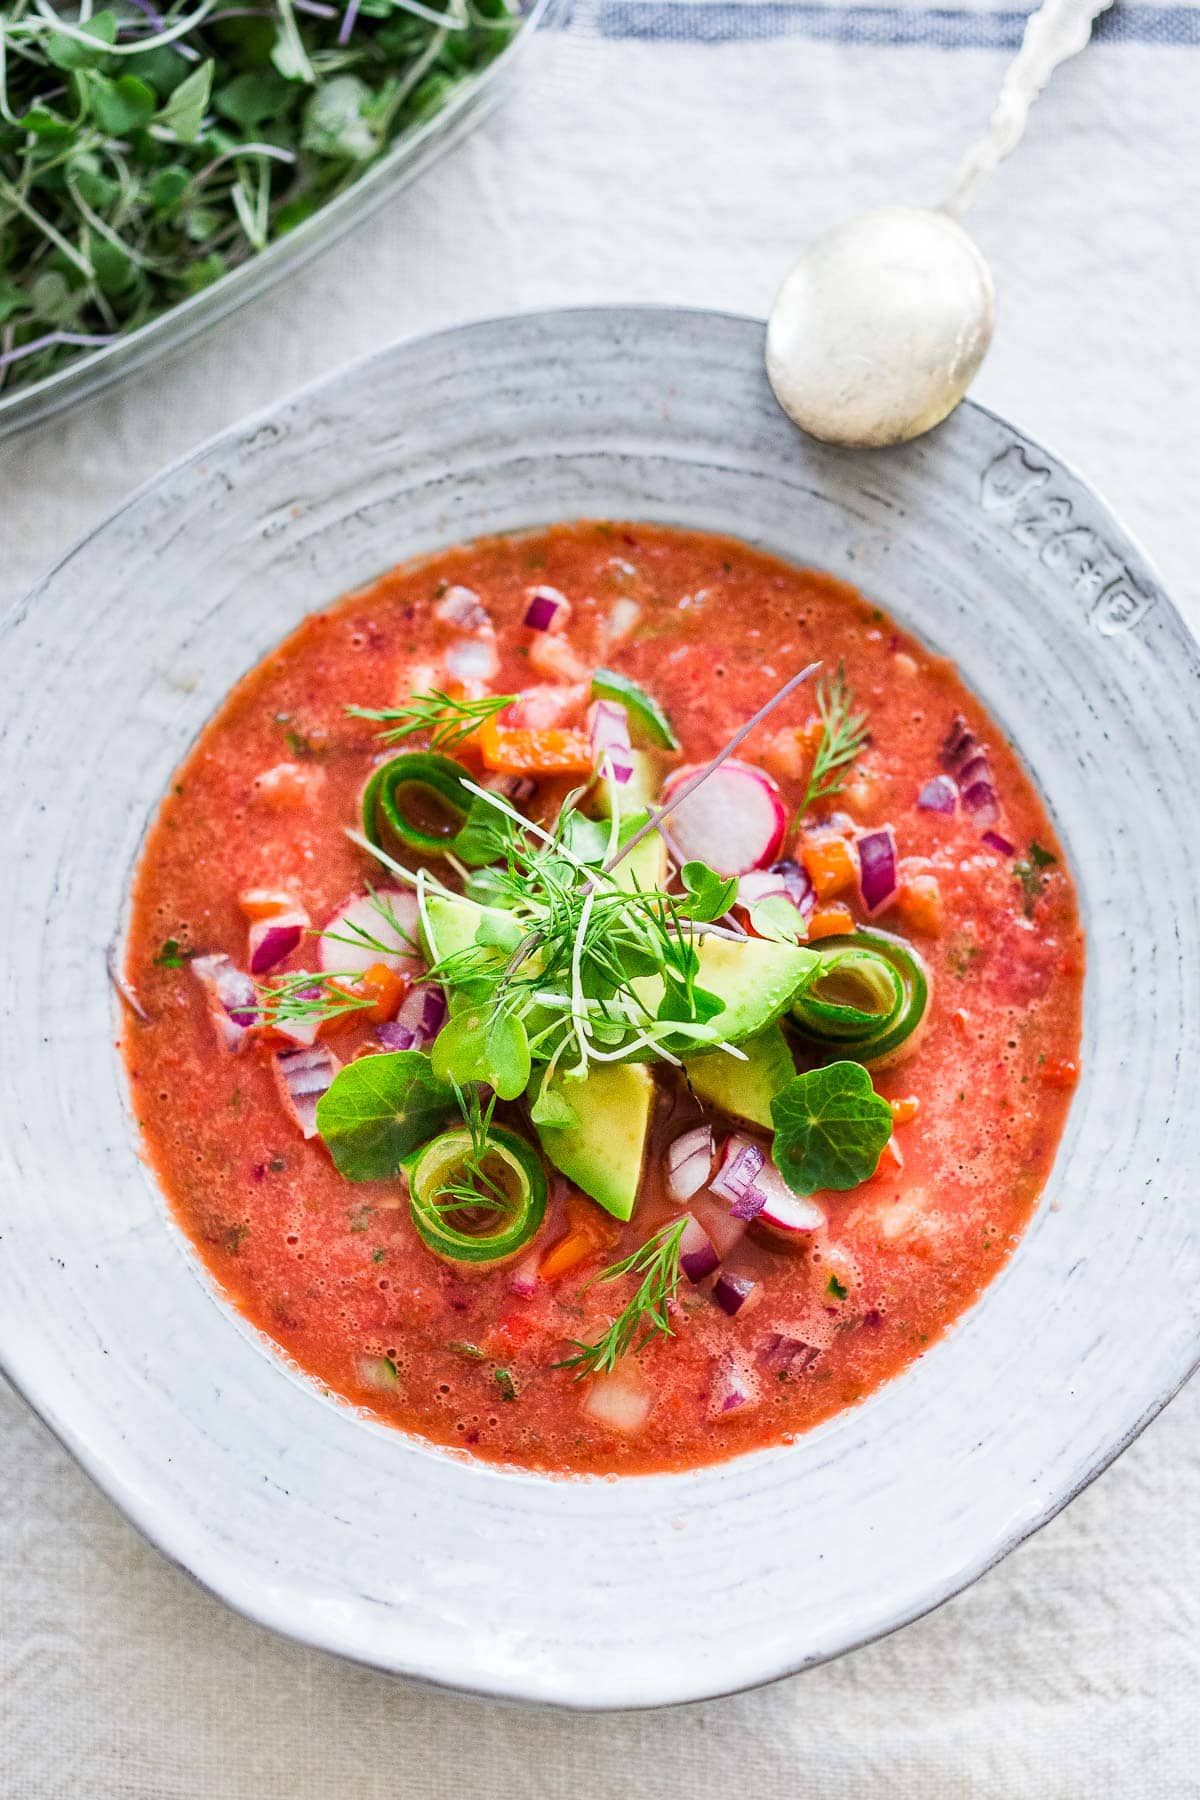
[315, 1048, 456, 1182]
[827, 1273, 848, 1300]
[771, 1062, 894, 1194]
[1012, 841, 1057, 917]
[555, 1219, 686, 1380]
[493, 1368, 517, 1402]
[799, 664, 869, 817]
[0, 0, 519, 397]
[348, 689, 517, 752]
[154, 936, 193, 968]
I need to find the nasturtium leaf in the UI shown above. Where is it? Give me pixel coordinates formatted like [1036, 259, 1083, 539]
[771, 1062, 894, 1195]
[678, 860, 738, 923]
[315, 1050, 456, 1182]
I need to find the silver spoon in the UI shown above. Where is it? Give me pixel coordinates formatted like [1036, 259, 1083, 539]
[765, 0, 1114, 449]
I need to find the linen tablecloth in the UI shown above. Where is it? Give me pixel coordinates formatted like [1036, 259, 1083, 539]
[3, 3, 1199, 1792]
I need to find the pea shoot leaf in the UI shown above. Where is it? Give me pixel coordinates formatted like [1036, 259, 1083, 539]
[160, 61, 214, 144]
[771, 1062, 893, 1194]
[316, 1050, 456, 1182]
[678, 860, 738, 923]
[748, 895, 805, 944]
[431, 1007, 530, 1101]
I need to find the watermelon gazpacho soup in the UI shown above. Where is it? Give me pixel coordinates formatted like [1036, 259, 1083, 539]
[123, 522, 1083, 1476]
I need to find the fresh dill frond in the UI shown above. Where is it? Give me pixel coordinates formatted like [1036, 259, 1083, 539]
[799, 663, 869, 817]
[316, 886, 417, 962]
[255, 970, 375, 1030]
[347, 689, 517, 752]
[555, 1220, 687, 1379]
[431, 1081, 511, 1218]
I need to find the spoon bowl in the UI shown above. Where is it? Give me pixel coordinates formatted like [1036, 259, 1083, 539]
[765, 205, 995, 449]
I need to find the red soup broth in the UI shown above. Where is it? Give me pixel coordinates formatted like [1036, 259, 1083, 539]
[123, 522, 1083, 1476]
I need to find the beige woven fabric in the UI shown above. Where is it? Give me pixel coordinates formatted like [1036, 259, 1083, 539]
[3, 20, 1199, 1796]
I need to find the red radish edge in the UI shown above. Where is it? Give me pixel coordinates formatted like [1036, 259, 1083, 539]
[661, 759, 786, 878]
[319, 890, 422, 978]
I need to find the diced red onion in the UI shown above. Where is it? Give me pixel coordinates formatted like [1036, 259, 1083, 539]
[940, 715, 976, 770]
[248, 910, 307, 975]
[710, 1135, 767, 1217]
[273, 1042, 341, 1139]
[445, 638, 498, 682]
[760, 1333, 820, 1375]
[709, 1353, 759, 1417]
[917, 774, 958, 815]
[190, 953, 257, 1050]
[604, 596, 641, 646]
[690, 1194, 749, 1259]
[523, 586, 569, 632]
[588, 698, 635, 787]
[508, 1250, 540, 1297]
[377, 984, 446, 1052]
[678, 1213, 720, 1285]
[667, 1125, 714, 1202]
[273, 980, 323, 1048]
[712, 1271, 760, 1317]
[981, 829, 1016, 857]
[661, 761, 787, 877]
[771, 859, 816, 917]
[436, 585, 491, 631]
[856, 826, 898, 915]
[961, 780, 1000, 827]
[319, 890, 423, 978]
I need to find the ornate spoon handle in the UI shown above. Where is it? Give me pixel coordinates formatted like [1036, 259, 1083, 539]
[945, 0, 1114, 217]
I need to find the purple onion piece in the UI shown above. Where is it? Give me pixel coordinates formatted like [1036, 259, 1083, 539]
[435, 584, 491, 631]
[760, 1333, 820, 1375]
[710, 1136, 765, 1207]
[191, 953, 257, 1048]
[917, 774, 958, 815]
[667, 1126, 714, 1202]
[379, 983, 447, 1052]
[523, 593, 559, 630]
[377, 1022, 416, 1051]
[856, 825, 898, 914]
[248, 913, 306, 975]
[728, 1187, 767, 1223]
[712, 1271, 758, 1317]
[770, 859, 816, 917]
[710, 1353, 758, 1417]
[941, 715, 976, 770]
[679, 1214, 720, 1285]
[274, 1043, 340, 1139]
[981, 828, 1016, 857]
[961, 779, 1000, 827]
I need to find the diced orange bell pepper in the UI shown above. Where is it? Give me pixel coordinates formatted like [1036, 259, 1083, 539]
[477, 716, 594, 776]
[889, 1095, 921, 1126]
[238, 887, 298, 921]
[357, 961, 408, 1025]
[808, 903, 856, 940]
[539, 1229, 597, 1282]
[870, 1136, 904, 1181]
[1039, 1056, 1079, 1090]
[314, 979, 367, 1040]
[896, 874, 942, 937]
[801, 835, 857, 900]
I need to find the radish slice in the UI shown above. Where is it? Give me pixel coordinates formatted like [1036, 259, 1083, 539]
[667, 1125, 715, 1203]
[377, 984, 447, 1053]
[857, 826, 898, 915]
[755, 1165, 825, 1235]
[678, 1214, 720, 1285]
[274, 1042, 341, 1139]
[661, 760, 786, 877]
[761, 1333, 820, 1375]
[248, 909, 308, 975]
[190, 953, 256, 1052]
[588, 699, 635, 786]
[710, 1352, 759, 1417]
[581, 1373, 651, 1435]
[712, 1271, 761, 1317]
[508, 1250, 541, 1297]
[319, 890, 422, 978]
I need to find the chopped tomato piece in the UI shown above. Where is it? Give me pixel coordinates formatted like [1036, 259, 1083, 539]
[801, 835, 857, 899]
[539, 1229, 597, 1282]
[357, 961, 408, 1025]
[528, 633, 590, 683]
[889, 1095, 921, 1126]
[808, 902, 856, 940]
[478, 717, 593, 776]
[1039, 1056, 1079, 1090]
[952, 1007, 972, 1039]
[896, 874, 942, 936]
[761, 727, 809, 783]
[486, 1311, 538, 1353]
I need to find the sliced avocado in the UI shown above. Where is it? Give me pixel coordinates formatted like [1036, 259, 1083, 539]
[534, 1062, 653, 1221]
[420, 892, 489, 965]
[610, 821, 668, 894]
[632, 933, 817, 1054]
[684, 1024, 795, 1128]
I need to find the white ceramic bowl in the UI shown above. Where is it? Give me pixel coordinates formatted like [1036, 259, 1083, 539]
[2, 308, 1198, 1710]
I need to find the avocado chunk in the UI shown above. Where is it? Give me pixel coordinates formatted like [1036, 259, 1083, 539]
[632, 934, 818, 1054]
[684, 1024, 795, 1128]
[609, 820, 668, 894]
[592, 751, 662, 820]
[534, 1062, 653, 1221]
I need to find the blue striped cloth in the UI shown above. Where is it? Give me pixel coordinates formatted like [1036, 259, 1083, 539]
[568, 0, 1200, 47]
